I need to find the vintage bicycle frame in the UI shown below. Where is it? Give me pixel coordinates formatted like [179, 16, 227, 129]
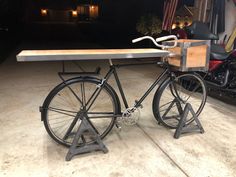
[58, 59, 174, 118]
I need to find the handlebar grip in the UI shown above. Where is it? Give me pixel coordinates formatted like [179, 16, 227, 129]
[132, 38, 143, 43]
[156, 35, 177, 42]
[156, 35, 178, 49]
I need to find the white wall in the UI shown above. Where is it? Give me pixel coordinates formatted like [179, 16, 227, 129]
[219, 0, 236, 43]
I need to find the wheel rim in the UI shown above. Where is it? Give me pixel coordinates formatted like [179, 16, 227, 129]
[45, 80, 116, 146]
[157, 74, 206, 128]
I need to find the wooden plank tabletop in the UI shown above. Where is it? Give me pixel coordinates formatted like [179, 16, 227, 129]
[16, 48, 169, 62]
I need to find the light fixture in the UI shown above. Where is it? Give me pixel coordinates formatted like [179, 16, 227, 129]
[179, 22, 184, 28]
[91, 6, 95, 9]
[72, 10, 78, 17]
[172, 24, 177, 29]
[41, 9, 47, 16]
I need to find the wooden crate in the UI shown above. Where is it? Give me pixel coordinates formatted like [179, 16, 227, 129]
[163, 39, 210, 72]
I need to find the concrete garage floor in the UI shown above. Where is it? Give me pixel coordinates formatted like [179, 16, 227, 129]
[1, 50, 236, 177]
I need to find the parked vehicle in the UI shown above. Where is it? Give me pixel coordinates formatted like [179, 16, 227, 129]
[184, 22, 236, 102]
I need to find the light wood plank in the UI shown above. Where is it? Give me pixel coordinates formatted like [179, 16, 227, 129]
[16, 48, 170, 62]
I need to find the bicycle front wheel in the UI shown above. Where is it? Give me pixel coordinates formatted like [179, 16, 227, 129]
[152, 73, 207, 129]
[42, 77, 120, 147]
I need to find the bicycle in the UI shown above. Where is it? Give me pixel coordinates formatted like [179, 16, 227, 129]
[40, 35, 207, 147]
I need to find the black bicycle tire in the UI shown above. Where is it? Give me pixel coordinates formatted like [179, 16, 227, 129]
[152, 73, 207, 129]
[42, 77, 120, 147]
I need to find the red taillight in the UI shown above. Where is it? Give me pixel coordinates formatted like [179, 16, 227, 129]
[209, 60, 223, 71]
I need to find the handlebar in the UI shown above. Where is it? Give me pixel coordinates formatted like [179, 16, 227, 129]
[132, 35, 178, 49]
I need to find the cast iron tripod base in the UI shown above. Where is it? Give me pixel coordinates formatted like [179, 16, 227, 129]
[174, 103, 205, 139]
[66, 116, 108, 161]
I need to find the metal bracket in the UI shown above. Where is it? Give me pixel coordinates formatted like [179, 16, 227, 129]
[39, 106, 46, 121]
[96, 79, 106, 88]
[58, 67, 101, 76]
[39, 106, 44, 112]
[109, 59, 113, 66]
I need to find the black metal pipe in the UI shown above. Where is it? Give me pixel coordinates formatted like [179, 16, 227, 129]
[86, 67, 115, 111]
[115, 62, 157, 68]
[113, 67, 129, 109]
[58, 72, 100, 76]
[135, 69, 169, 107]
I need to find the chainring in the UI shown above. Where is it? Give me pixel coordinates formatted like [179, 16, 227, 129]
[119, 107, 140, 126]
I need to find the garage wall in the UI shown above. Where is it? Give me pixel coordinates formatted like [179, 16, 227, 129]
[219, 0, 236, 43]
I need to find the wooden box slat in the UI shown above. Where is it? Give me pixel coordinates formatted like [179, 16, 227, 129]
[186, 45, 208, 68]
[164, 39, 210, 72]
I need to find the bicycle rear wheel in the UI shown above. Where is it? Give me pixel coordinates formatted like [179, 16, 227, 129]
[152, 73, 207, 129]
[41, 77, 120, 147]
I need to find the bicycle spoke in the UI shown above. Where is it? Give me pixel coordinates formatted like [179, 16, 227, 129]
[63, 114, 81, 140]
[86, 87, 99, 107]
[65, 84, 83, 105]
[49, 115, 71, 120]
[185, 82, 202, 101]
[49, 118, 75, 125]
[53, 120, 74, 132]
[162, 100, 176, 118]
[54, 94, 76, 109]
[86, 117, 100, 134]
[162, 115, 180, 120]
[86, 88, 102, 111]
[80, 81, 87, 108]
[57, 117, 80, 138]
[159, 100, 175, 110]
[187, 79, 194, 91]
[48, 107, 77, 117]
[155, 73, 206, 128]
[57, 124, 75, 138]
[49, 107, 78, 114]
[55, 89, 79, 108]
[65, 88, 78, 108]
[88, 115, 116, 119]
